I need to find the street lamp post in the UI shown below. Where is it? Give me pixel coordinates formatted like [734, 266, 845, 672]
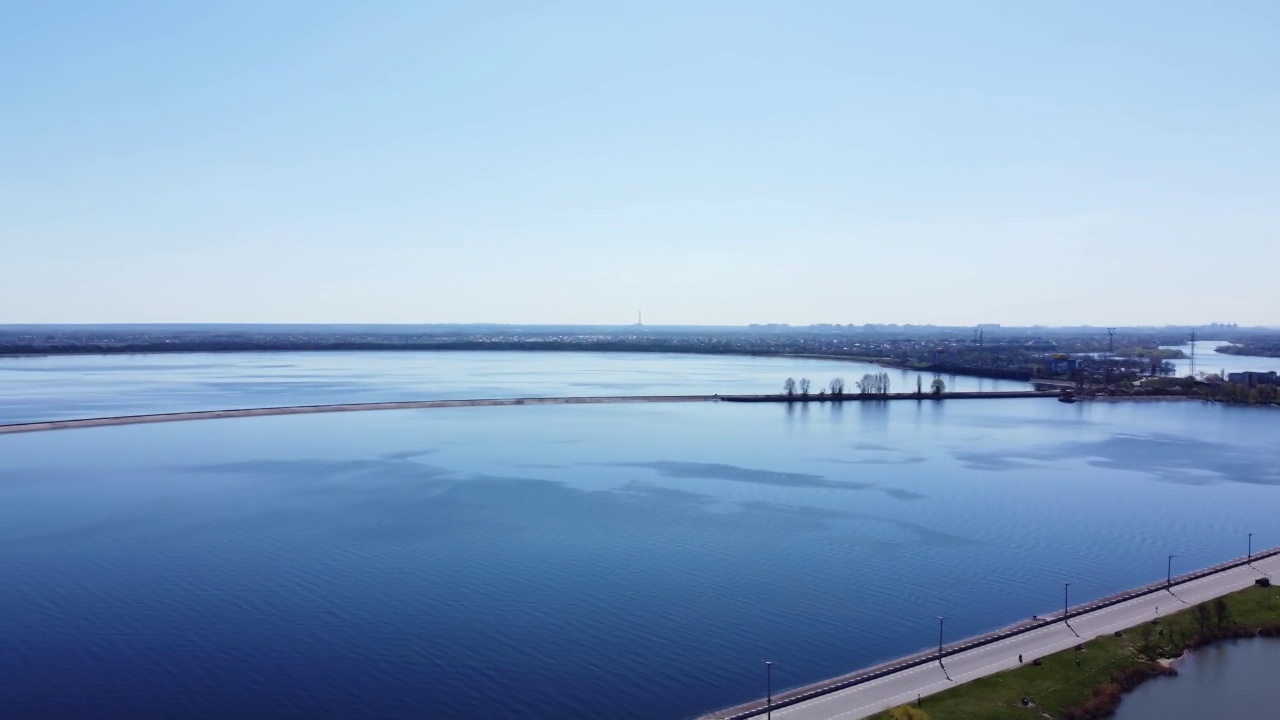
[937, 616, 948, 661]
[763, 660, 773, 720]
[1167, 554, 1176, 587]
[1249, 533, 1254, 562]
[1064, 582, 1073, 621]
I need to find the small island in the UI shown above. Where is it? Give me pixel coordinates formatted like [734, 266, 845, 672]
[1216, 342, 1280, 359]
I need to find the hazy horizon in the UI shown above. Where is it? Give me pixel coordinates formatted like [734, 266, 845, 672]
[0, 321, 1272, 332]
[4, 1, 1278, 326]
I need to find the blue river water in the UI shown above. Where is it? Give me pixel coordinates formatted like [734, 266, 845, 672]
[0, 350, 1023, 424]
[1, 353, 1279, 719]
[1162, 340, 1280, 377]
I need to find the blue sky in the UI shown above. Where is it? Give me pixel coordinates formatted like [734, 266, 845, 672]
[3, 1, 1277, 326]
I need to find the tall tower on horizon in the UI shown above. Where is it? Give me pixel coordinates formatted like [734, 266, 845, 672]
[1190, 328, 1197, 377]
[636, 310, 643, 327]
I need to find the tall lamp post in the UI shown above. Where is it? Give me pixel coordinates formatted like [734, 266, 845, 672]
[1167, 554, 1176, 587]
[937, 615, 948, 662]
[1249, 533, 1254, 562]
[762, 660, 773, 720]
[1064, 582, 1073, 622]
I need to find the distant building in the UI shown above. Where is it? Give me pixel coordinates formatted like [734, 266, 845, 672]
[1047, 354, 1085, 375]
[1227, 371, 1277, 387]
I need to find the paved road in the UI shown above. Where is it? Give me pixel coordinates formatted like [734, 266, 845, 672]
[741, 553, 1279, 720]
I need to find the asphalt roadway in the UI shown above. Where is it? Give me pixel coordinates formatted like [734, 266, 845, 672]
[739, 552, 1280, 720]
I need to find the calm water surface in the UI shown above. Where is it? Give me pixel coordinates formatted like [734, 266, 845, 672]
[0, 351, 1024, 425]
[1114, 638, 1280, 719]
[2, 354, 1279, 719]
[1162, 340, 1280, 377]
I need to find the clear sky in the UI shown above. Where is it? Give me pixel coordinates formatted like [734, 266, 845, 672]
[3, 1, 1277, 326]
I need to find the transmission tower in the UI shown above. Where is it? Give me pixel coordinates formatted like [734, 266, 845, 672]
[1190, 328, 1197, 377]
[1107, 328, 1116, 354]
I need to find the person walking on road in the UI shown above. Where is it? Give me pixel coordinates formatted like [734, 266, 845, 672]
[1018, 653, 1023, 664]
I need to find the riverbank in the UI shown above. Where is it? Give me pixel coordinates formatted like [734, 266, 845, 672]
[867, 575, 1279, 720]
[0, 391, 1059, 435]
[1113, 636, 1280, 719]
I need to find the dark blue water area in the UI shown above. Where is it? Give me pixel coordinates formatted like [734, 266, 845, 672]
[0, 351, 1026, 424]
[2, 399, 1279, 718]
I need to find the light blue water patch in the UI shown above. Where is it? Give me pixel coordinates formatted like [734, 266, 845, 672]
[0, 350, 1026, 424]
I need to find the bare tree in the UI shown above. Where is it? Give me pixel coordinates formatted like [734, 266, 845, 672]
[1194, 603, 1212, 634]
[931, 377, 946, 396]
[799, 378, 811, 396]
[857, 372, 891, 396]
[1213, 597, 1231, 629]
[783, 378, 796, 396]
[829, 377, 845, 395]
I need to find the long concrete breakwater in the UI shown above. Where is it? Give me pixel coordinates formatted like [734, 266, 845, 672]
[0, 391, 1059, 435]
[701, 546, 1280, 720]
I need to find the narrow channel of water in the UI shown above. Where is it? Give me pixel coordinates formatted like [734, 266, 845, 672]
[1162, 340, 1280, 377]
[1113, 637, 1280, 719]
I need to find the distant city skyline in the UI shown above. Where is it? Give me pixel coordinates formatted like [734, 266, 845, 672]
[0, 321, 1270, 331]
[3, 1, 1278, 326]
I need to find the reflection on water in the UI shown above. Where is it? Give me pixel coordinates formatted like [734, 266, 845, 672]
[1114, 638, 1280, 719]
[1, 379, 1279, 718]
[609, 460, 859, 488]
[954, 433, 1280, 486]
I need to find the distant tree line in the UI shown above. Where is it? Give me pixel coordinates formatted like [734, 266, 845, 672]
[857, 372, 890, 396]
[1198, 377, 1279, 405]
[778, 373, 947, 398]
[782, 377, 849, 397]
[1217, 342, 1280, 359]
[1116, 375, 1279, 406]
